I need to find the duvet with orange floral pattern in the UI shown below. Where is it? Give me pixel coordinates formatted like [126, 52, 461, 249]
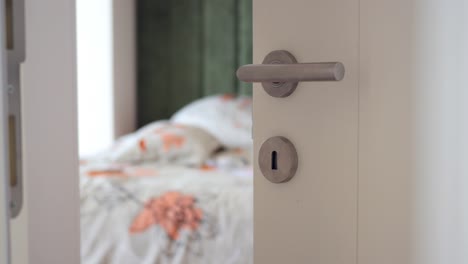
[80, 147, 253, 264]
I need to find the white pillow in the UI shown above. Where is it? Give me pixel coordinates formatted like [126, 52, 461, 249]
[102, 121, 220, 166]
[171, 94, 252, 148]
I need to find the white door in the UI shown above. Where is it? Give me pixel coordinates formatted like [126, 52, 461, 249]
[1, 0, 80, 263]
[253, 0, 358, 263]
[252, 0, 468, 263]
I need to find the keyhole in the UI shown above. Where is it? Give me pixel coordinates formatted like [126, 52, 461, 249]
[271, 151, 278, 170]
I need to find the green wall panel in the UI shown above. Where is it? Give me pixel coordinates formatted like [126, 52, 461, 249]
[137, 0, 172, 125]
[168, 0, 203, 118]
[237, 0, 253, 95]
[137, 0, 252, 127]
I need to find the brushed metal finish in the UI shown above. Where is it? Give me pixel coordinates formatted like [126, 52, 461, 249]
[238, 62, 345, 82]
[236, 50, 345, 97]
[258, 136, 298, 183]
[259, 50, 297, 97]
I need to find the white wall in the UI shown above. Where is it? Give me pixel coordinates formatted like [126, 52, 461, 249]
[113, 0, 136, 139]
[76, 0, 114, 157]
[359, 0, 468, 263]
[76, 0, 135, 157]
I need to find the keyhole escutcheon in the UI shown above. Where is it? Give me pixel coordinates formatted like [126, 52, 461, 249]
[258, 136, 298, 183]
[271, 151, 278, 170]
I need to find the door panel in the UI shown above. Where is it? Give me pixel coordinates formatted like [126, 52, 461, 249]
[254, 0, 468, 263]
[253, 0, 359, 263]
[358, 1, 415, 262]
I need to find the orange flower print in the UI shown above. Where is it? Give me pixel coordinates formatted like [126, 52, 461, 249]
[87, 169, 129, 178]
[161, 134, 185, 152]
[220, 94, 235, 101]
[139, 139, 147, 152]
[130, 192, 203, 240]
[128, 167, 158, 177]
[200, 164, 216, 171]
[87, 166, 158, 178]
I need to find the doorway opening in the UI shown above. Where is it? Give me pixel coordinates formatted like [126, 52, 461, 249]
[76, 1, 253, 263]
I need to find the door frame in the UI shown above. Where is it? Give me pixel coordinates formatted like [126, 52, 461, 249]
[1, 0, 11, 261]
[8, 0, 80, 263]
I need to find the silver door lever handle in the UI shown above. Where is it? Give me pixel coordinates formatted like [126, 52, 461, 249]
[237, 62, 345, 82]
[236, 50, 345, 97]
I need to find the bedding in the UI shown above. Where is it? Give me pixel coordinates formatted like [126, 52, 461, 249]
[171, 94, 252, 149]
[96, 121, 221, 166]
[80, 157, 253, 264]
[81, 96, 253, 264]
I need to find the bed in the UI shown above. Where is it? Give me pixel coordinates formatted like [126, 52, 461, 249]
[80, 95, 253, 264]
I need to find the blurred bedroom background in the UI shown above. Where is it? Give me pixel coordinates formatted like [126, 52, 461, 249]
[76, 0, 253, 263]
